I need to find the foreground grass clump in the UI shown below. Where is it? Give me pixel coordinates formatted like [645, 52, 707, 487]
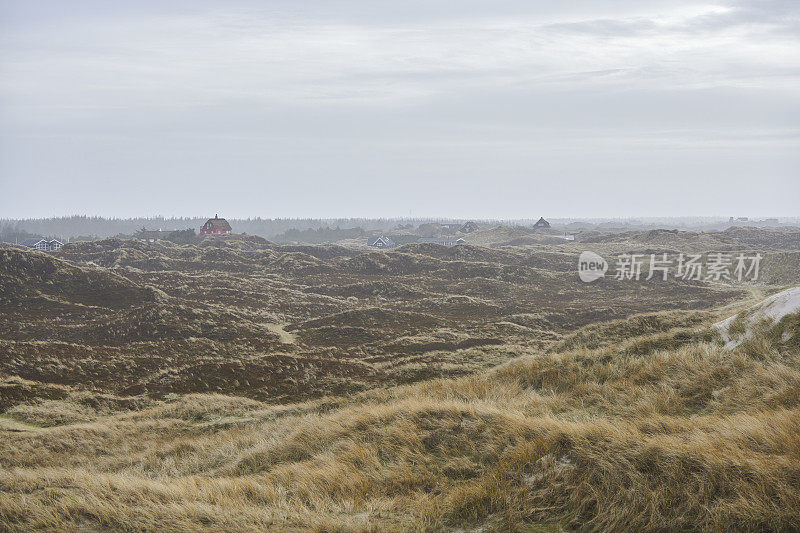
[1, 313, 799, 531]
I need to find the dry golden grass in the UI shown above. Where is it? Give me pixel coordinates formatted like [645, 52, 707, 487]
[1, 312, 799, 532]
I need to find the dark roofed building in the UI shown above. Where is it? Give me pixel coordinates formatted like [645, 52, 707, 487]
[533, 217, 551, 229]
[200, 214, 232, 236]
[367, 236, 396, 248]
[459, 221, 479, 233]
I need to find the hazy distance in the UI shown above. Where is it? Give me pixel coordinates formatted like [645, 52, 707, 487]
[1, 0, 798, 219]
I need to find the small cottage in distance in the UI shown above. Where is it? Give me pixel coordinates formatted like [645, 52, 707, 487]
[367, 236, 396, 249]
[533, 217, 551, 229]
[200, 215, 232, 236]
[21, 238, 64, 251]
[459, 221, 479, 233]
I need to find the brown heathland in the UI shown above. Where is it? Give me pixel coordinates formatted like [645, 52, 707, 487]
[1, 228, 799, 531]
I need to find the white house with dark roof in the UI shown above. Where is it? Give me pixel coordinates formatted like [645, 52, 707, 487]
[21, 238, 64, 251]
[367, 236, 396, 248]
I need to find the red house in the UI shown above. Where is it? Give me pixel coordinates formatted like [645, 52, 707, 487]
[200, 214, 232, 236]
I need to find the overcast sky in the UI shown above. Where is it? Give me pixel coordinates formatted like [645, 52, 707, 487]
[1, 0, 798, 219]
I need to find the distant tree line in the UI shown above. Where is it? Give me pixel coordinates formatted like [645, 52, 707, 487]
[1, 216, 794, 246]
[273, 226, 367, 244]
[0, 216, 507, 243]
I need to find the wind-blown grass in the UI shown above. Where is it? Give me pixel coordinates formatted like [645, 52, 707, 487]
[1, 312, 798, 531]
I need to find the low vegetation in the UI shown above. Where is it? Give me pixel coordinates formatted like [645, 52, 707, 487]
[1, 237, 755, 403]
[1, 311, 798, 531]
[1, 228, 799, 530]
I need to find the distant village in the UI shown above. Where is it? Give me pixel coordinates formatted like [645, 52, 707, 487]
[7, 213, 792, 252]
[15, 214, 234, 251]
[366, 217, 553, 248]
[12, 214, 561, 251]
[135, 215, 559, 249]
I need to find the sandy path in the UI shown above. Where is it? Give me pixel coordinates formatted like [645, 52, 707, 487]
[264, 323, 297, 344]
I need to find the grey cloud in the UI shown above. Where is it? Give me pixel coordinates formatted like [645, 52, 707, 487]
[0, 0, 798, 218]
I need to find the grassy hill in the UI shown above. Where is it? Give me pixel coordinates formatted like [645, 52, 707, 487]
[1, 307, 798, 531]
[1, 230, 799, 530]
